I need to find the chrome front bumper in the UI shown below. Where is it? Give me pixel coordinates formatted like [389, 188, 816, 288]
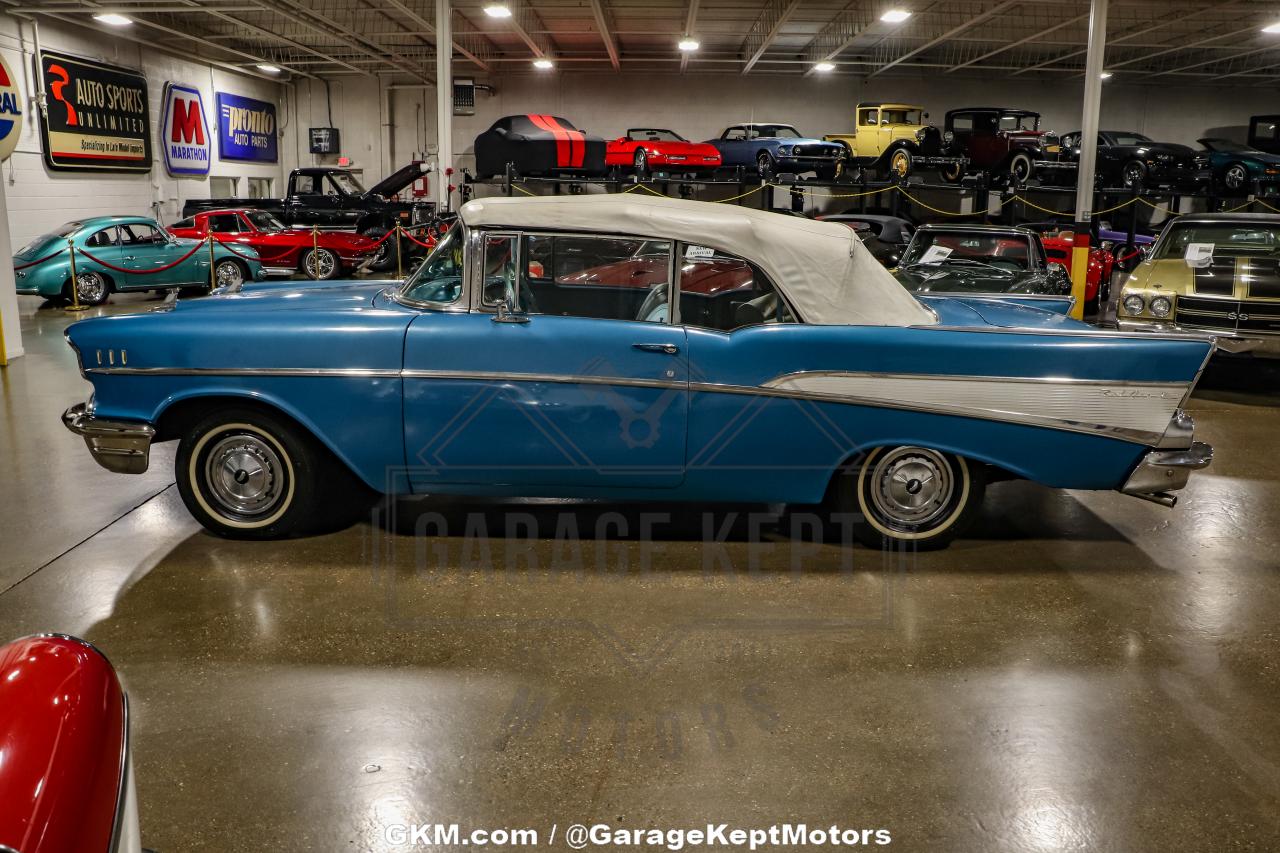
[1116, 319, 1280, 357]
[62, 403, 156, 474]
[1120, 440, 1213, 507]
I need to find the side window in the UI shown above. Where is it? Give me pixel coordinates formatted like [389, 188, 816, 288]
[677, 244, 796, 331]
[724, 127, 746, 141]
[324, 176, 344, 197]
[515, 234, 671, 323]
[858, 109, 878, 126]
[119, 224, 164, 245]
[207, 214, 240, 234]
[480, 233, 520, 309]
[294, 174, 318, 195]
[171, 218, 193, 230]
[951, 115, 973, 133]
[85, 227, 116, 248]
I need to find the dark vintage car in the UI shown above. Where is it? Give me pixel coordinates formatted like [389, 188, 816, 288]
[938, 107, 1065, 185]
[893, 224, 1073, 305]
[473, 114, 608, 179]
[818, 214, 916, 268]
[1054, 130, 1204, 189]
[706, 123, 845, 179]
[1197, 138, 1280, 195]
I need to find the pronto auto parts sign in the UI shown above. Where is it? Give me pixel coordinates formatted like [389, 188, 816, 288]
[37, 50, 151, 172]
[0, 53, 24, 162]
[216, 92, 277, 163]
[161, 82, 210, 177]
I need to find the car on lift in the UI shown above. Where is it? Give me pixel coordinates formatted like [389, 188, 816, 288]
[473, 114, 609, 179]
[823, 102, 964, 179]
[1117, 212, 1280, 356]
[706, 123, 845, 180]
[605, 128, 721, 177]
[183, 162, 435, 270]
[1196, 138, 1280, 195]
[1052, 130, 1204, 189]
[13, 215, 264, 306]
[892, 223, 1074, 304]
[61, 194, 1213, 550]
[168, 209, 381, 280]
[938, 107, 1067, 186]
[1246, 114, 1280, 155]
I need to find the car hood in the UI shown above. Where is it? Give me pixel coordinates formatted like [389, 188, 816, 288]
[365, 161, 430, 199]
[895, 265, 1030, 294]
[1142, 142, 1197, 157]
[175, 280, 391, 311]
[639, 140, 719, 156]
[919, 294, 1088, 330]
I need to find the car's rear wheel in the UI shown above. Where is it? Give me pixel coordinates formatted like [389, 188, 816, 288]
[634, 149, 649, 178]
[1121, 160, 1147, 189]
[214, 259, 246, 290]
[64, 270, 111, 306]
[176, 406, 368, 539]
[1007, 152, 1034, 185]
[833, 446, 985, 550]
[301, 247, 339, 280]
[757, 151, 775, 180]
[363, 228, 396, 271]
[1223, 162, 1249, 192]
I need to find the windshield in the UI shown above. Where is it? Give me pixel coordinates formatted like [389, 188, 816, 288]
[16, 222, 79, 256]
[901, 231, 1032, 271]
[628, 129, 684, 142]
[330, 171, 365, 195]
[244, 210, 285, 231]
[749, 125, 801, 139]
[881, 109, 922, 125]
[1154, 223, 1280, 259]
[399, 223, 465, 305]
[1110, 132, 1152, 146]
[999, 114, 1039, 131]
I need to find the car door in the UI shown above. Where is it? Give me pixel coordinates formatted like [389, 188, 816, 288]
[401, 230, 689, 493]
[78, 225, 125, 278]
[717, 126, 748, 166]
[284, 173, 330, 226]
[119, 223, 199, 289]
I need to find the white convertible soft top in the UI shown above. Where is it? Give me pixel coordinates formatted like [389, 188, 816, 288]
[457, 193, 936, 327]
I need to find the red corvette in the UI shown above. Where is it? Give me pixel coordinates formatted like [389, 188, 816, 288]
[1040, 232, 1114, 308]
[606, 128, 722, 176]
[167, 209, 380, 280]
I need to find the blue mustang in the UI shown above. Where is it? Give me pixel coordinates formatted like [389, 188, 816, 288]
[706, 123, 845, 179]
[61, 194, 1213, 548]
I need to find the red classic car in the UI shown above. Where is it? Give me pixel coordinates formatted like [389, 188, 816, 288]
[167, 209, 380, 280]
[605, 128, 722, 177]
[1039, 231, 1115, 310]
[0, 634, 142, 853]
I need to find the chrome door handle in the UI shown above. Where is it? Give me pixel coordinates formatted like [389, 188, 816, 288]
[633, 343, 679, 355]
[123, 255, 136, 261]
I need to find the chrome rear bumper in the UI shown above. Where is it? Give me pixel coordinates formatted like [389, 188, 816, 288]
[62, 403, 155, 474]
[1120, 440, 1213, 507]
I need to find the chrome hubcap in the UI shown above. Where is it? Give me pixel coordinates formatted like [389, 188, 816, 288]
[1226, 167, 1245, 188]
[205, 433, 285, 518]
[215, 262, 243, 287]
[77, 273, 105, 302]
[868, 447, 954, 528]
[307, 250, 335, 278]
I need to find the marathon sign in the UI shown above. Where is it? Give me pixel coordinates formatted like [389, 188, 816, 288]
[216, 92, 277, 163]
[160, 83, 210, 177]
[37, 50, 151, 172]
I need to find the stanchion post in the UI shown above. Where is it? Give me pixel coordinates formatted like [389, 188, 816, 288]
[311, 226, 320, 279]
[396, 225, 403, 279]
[207, 235, 216, 290]
[65, 238, 88, 313]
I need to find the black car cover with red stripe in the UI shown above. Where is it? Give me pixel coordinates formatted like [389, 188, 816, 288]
[474, 114, 608, 178]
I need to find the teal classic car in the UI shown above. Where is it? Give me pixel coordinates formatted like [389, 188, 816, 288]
[13, 215, 265, 305]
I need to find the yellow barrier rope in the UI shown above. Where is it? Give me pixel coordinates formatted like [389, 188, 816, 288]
[781, 184, 893, 200]
[895, 187, 986, 217]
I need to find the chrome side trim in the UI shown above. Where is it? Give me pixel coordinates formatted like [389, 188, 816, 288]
[85, 367, 402, 378]
[402, 368, 682, 391]
[1120, 440, 1213, 499]
[61, 403, 156, 474]
[917, 323, 1218, 343]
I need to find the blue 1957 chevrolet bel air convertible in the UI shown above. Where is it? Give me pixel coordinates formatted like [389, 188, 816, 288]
[61, 194, 1214, 548]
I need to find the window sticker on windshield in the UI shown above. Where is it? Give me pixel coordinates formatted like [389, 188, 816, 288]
[685, 245, 715, 259]
[1184, 242, 1214, 267]
[919, 245, 953, 265]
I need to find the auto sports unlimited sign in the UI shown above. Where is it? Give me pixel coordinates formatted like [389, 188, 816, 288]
[37, 51, 151, 172]
[216, 92, 277, 163]
[160, 83, 210, 177]
[0, 53, 24, 162]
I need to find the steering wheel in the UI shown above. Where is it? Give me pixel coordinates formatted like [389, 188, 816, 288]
[634, 282, 669, 323]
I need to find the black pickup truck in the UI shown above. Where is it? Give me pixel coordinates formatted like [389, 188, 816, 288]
[183, 162, 435, 268]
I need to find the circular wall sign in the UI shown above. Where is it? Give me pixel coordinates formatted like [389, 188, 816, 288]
[0, 53, 24, 161]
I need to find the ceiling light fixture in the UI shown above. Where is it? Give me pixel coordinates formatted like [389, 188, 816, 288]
[813, 61, 836, 72]
[92, 13, 132, 26]
[256, 63, 282, 73]
[484, 4, 513, 18]
[533, 58, 554, 69]
[678, 38, 700, 51]
[1263, 22, 1280, 33]
[1100, 71, 1113, 79]
[880, 9, 912, 23]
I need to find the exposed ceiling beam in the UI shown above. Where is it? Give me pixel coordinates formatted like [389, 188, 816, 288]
[1142, 42, 1277, 78]
[679, 0, 699, 72]
[178, 0, 371, 76]
[587, 0, 620, 70]
[946, 12, 1088, 72]
[801, 5, 872, 74]
[741, 0, 801, 74]
[868, 0, 1021, 78]
[1107, 24, 1260, 71]
[253, 0, 433, 82]
[502, 0, 555, 59]
[379, 0, 494, 72]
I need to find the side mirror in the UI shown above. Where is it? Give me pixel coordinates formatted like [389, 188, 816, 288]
[1047, 261, 1070, 277]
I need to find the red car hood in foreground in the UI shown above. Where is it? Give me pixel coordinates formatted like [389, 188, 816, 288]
[0, 635, 128, 853]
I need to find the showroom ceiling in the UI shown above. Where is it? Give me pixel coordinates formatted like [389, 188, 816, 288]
[9, 0, 1280, 84]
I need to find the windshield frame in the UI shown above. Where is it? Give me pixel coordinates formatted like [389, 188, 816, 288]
[328, 171, 366, 196]
[901, 229, 1038, 272]
[243, 210, 286, 231]
[393, 222, 472, 311]
[1151, 220, 1280, 260]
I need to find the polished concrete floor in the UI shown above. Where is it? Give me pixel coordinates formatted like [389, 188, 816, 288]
[3, 293, 1279, 852]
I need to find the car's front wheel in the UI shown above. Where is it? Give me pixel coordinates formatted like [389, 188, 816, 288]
[176, 406, 366, 539]
[214, 259, 246, 290]
[833, 446, 985, 550]
[1121, 160, 1147, 189]
[757, 151, 775, 180]
[1222, 162, 1249, 192]
[634, 149, 649, 178]
[301, 247, 339, 280]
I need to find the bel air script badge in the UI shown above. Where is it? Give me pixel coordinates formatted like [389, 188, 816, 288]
[1101, 389, 1173, 399]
